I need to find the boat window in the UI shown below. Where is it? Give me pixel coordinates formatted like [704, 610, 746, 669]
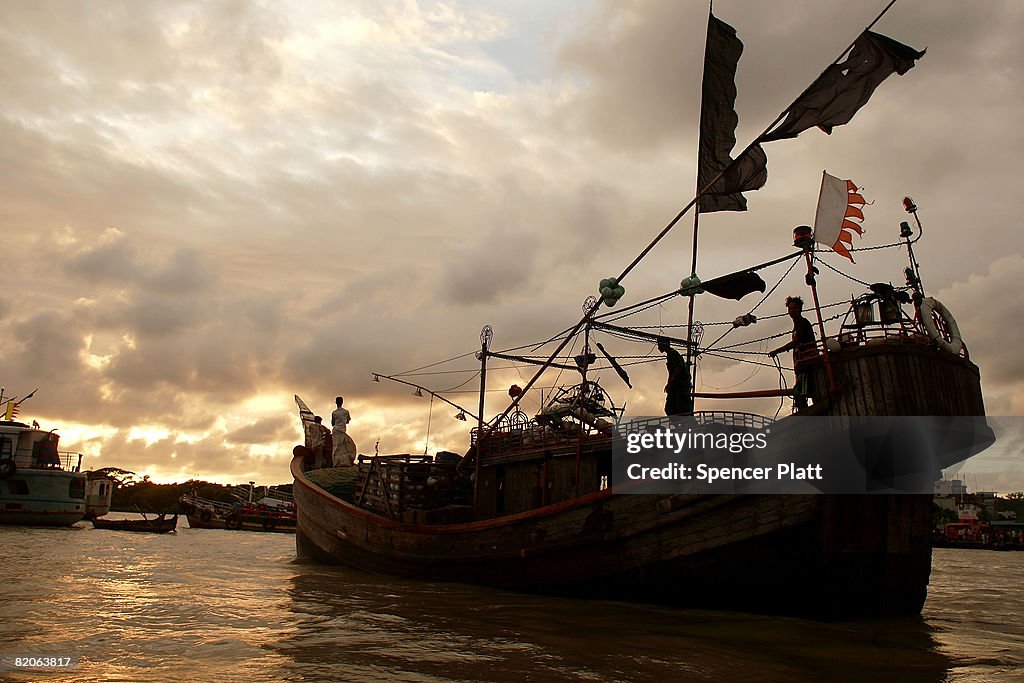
[69, 477, 86, 499]
[9, 479, 29, 495]
[0, 436, 11, 458]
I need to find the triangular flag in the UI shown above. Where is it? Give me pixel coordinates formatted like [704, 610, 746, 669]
[813, 171, 866, 262]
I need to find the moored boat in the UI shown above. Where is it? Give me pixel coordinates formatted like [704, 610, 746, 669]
[83, 471, 114, 520]
[92, 513, 178, 534]
[0, 403, 91, 527]
[180, 488, 296, 533]
[292, 313, 991, 616]
[290, 8, 995, 617]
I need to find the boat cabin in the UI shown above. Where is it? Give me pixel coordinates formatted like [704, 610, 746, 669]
[0, 422, 76, 471]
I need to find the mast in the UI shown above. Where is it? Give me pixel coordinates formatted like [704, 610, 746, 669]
[686, 2, 714, 399]
[574, 300, 596, 497]
[474, 325, 492, 507]
[901, 196, 926, 300]
[797, 234, 839, 395]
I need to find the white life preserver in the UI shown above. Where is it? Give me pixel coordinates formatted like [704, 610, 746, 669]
[919, 297, 963, 355]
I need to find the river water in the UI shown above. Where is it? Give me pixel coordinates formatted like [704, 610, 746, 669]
[1, 517, 1022, 682]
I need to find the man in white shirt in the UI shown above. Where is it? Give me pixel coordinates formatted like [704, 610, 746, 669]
[331, 396, 354, 466]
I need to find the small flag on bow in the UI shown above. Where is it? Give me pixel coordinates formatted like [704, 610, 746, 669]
[813, 171, 866, 262]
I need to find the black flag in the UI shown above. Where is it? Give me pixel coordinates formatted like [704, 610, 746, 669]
[761, 31, 925, 142]
[702, 270, 766, 301]
[698, 13, 768, 213]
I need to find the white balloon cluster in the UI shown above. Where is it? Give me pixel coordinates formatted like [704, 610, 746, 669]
[599, 277, 626, 307]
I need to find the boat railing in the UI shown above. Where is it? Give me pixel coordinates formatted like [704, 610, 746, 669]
[8, 450, 83, 471]
[180, 493, 235, 517]
[266, 487, 294, 503]
[474, 410, 774, 457]
[796, 299, 969, 362]
[472, 422, 609, 456]
[622, 411, 775, 432]
[793, 325, 966, 366]
[59, 451, 83, 472]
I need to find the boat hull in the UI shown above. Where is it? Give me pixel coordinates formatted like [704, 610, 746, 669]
[185, 513, 296, 533]
[92, 515, 178, 533]
[292, 455, 930, 617]
[0, 469, 87, 527]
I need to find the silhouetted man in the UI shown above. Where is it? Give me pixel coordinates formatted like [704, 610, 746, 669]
[657, 338, 693, 416]
[768, 296, 817, 409]
[331, 396, 353, 466]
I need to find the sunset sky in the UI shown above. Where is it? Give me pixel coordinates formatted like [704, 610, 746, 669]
[2, 0, 1021, 488]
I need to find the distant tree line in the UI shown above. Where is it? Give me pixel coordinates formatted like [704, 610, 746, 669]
[90, 467, 291, 513]
[997, 492, 1024, 520]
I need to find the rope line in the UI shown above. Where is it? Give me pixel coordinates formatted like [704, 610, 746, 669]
[714, 311, 846, 350]
[815, 257, 873, 288]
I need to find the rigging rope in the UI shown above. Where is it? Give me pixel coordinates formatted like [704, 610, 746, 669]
[714, 310, 847, 350]
[815, 256, 873, 288]
[772, 355, 788, 419]
[695, 345, 766, 390]
[394, 350, 479, 376]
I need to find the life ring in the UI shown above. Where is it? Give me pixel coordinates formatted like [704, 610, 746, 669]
[919, 297, 963, 355]
[0, 457, 15, 479]
[224, 514, 243, 530]
[200, 509, 212, 523]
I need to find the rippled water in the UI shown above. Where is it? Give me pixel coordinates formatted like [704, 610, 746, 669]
[1, 516, 1022, 682]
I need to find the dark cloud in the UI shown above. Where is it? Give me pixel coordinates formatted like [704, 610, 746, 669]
[225, 415, 294, 446]
[938, 256, 1024, 398]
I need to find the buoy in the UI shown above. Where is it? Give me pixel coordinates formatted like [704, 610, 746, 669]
[919, 297, 963, 355]
[597, 276, 625, 307]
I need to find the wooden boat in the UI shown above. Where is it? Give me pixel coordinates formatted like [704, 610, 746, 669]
[292, 324, 991, 616]
[180, 491, 296, 533]
[291, 11, 992, 617]
[290, 198, 996, 620]
[91, 513, 178, 534]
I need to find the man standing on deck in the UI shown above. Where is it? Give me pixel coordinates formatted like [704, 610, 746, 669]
[768, 296, 817, 410]
[657, 338, 693, 416]
[331, 396, 353, 466]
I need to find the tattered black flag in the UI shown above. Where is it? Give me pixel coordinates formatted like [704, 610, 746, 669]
[698, 13, 768, 213]
[702, 270, 767, 301]
[760, 31, 925, 142]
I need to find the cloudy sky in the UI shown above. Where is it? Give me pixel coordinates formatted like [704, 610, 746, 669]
[2, 0, 1021, 488]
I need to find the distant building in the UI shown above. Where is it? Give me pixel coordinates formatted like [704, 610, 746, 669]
[977, 492, 998, 518]
[934, 479, 968, 496]
[933, 479, 997, 522]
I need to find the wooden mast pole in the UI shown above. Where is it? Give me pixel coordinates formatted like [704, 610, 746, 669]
[803, 250, 839, 394]
[474, 325, 491, 507]
[574, 306, 593, 498]
[686, 2, 713, 404]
